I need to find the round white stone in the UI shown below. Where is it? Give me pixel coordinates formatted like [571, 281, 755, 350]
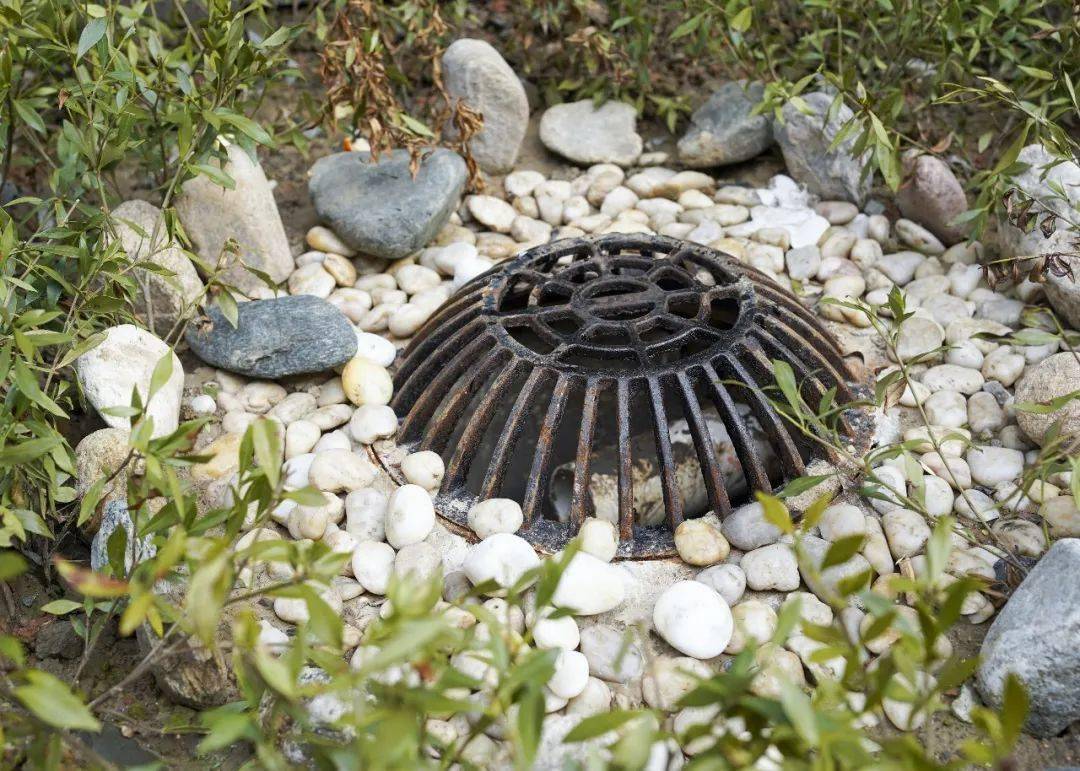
[818, 503, 866, 541]
[966, 445, 1024, 487]
[882, 508, 931, 559]
[348, 404, 398, 444]
[308, 449, 375, 493]
[342, 356, 393, 406]
[741, 543, 799, 591]
[352, 540, 396, 594]
[400, 450, 444, 492]
[552, 552, 626, 615]
[384, 484, 436, 548]
[462, 533, 541, 591]
[653, 581, 733, 659]
[695, 563, 746, 606]
[674, 519, 730, 566]
[467, 498, 524, 538]
[345, 488, 388, 541]
[531, 612, 580, 650]
[354, 331, 397, 368]
[548, 650, 590, 699]
[577, 518, 618, 562]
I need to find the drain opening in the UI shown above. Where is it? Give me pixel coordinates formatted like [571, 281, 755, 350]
[383, 234, 870, 558]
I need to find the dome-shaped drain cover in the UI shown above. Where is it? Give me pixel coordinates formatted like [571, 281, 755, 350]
[381, 234, 871, 558]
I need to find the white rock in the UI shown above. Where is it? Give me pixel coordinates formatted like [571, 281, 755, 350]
[642, 656, 712, 711]
[305, 225, 355, 256]
[384, 484, 436, 548]
[741, 544, 800, 591]
[721, 502, 781, 550]
[400, 450, 444, 492]
[600, 186, 639, 217]
[966, 445, 1024, 487]
[894, 316, 944, 362]
[674, 519, 730, 566]
[287, 263, 335, 298]
[548, 650, 590, 699]
[577, 519, 618, 562]
[467, 498, 524, 538]
[354, 331, 397, 368]
[453, 255, 495, 290]
[531, 610, 580, 651]
[924, 390, 968, 428]
[395, 264, 441, 295]
[653, 581, 733, 659]
[882, 509, 931, 559]
[922, 474, 955, 518]
[463, 533, 540, 591]
[726, 600, 778, 654]
[75, 324, 184, 438]
[388, 304, 431, 338]
[285, 419, 321, 459]
[342, 356, 393, 406]
[345, 488, 388, 541]
[552, 552, 626, 615]
[308, 449, 375, 492]
[818, 504, 866, 541]
[352, 540, 396, 594]
[466, 194, 516, 232]
[921, 364, 984, 395]
[506, 170, 545, 198]
[695, 563, 746, 606]
[982, 348, 1025, 387]
[348, 404, 397, 444]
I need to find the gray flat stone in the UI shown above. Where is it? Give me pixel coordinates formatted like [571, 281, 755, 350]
[976, 538, 1080, 737]
[308, 149, 467, 259]
[186, 295, 357, 378]
[539, 100, 643, 167]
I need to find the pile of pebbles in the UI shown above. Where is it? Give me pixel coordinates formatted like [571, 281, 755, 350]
[73, 115, 1080, 759]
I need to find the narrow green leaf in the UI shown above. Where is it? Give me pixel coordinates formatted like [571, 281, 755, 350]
[14, 670, 100, 731]
[76, 18, 107, 61]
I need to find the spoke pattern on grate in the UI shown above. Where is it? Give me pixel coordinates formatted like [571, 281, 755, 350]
[384, 234, 868, 557]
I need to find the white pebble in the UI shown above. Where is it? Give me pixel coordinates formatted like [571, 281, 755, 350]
[342, 356, 393, 406]
[653, 581, 733, 659]
[352, 540, 396, 594]
[354, 332, 397, 368]
[384, 484, 436, 548]
[463, 533, 541, 591]
[348, 404, 398, 444]
[400, 450, 444, 492]
[467, 498, 524, 538]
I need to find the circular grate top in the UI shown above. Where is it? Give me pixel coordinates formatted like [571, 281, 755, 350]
[383, 234, 870, 558]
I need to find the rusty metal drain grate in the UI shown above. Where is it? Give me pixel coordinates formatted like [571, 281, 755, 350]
[380, 234, 870, 558]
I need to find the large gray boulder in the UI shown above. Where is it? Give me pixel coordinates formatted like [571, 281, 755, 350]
[185, 295, 357, 379]
[539, 100, 643, 167]
[442, 39, 529, 174]
[677, 81, 773, 168]
[174, 144, 295, 295]
[773, 91, 871, 205]
[997, 144, 1080, 329]
[895, 153, 968, 245]
[308, 149, 467, 260]
[111, 200, 204, 335]
[976, 538, 1080, 737]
